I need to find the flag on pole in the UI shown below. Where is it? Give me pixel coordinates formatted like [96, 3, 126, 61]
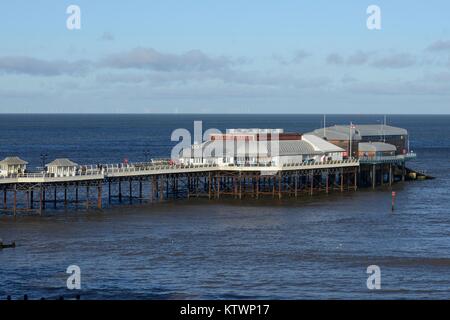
[349, 122, 355, 159]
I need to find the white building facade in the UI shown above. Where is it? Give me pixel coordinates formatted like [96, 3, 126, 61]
[46, 158, 78, 177]
[0, 157, 28, 176]
[179, 130, 345, 166]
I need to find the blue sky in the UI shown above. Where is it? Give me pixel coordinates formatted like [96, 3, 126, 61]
[0, 0, 450, 113]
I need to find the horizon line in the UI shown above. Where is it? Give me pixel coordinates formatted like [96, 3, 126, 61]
[0, 112, 449, 116]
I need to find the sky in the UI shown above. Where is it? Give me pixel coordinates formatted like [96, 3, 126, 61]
[0, 0, 450, 114]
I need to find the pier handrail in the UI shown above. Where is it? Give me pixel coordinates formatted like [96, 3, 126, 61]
[282, 158, 359, 167]
[83, 159, 360, 173]
[359, 153, 416, 163]
[1, 159, 360, 182]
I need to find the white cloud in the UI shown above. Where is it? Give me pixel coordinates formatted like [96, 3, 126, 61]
[426, 40, 450, 52]
[0, 56, 91, 76]
[99, 32, 115, 41]
[100, 47, 238, 72]
[371, 53, 416, 69]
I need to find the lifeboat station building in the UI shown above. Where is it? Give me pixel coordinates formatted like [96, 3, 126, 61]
[179, 129, 345, 166]
[308, 124, 410, 158]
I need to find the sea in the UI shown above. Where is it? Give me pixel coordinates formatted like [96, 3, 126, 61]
[0, 114, 449, 299]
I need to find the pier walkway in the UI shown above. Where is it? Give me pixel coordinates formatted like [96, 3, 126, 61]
[0, 159, 359, 185]
[0, 159, 362, 215]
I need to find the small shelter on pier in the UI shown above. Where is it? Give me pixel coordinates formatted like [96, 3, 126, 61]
[0, 156, 28, 176]
[46, 158, 78, 177]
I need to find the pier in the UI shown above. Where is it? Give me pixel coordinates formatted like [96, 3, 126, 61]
[0, 160, 360, 215]
[0, 123, 422, 216]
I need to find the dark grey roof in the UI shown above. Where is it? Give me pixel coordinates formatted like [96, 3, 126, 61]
[359, 142, 397, 152]
[46, 158, 78, 167]
[308, 124, 407, 140]
[353, 124, 407, 136]
[0, 156, 28, 165]
[308, 127, 362, 141]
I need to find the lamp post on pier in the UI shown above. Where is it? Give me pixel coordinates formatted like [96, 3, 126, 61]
[144, 150, 150, 163]
[40, 153, 48, 173]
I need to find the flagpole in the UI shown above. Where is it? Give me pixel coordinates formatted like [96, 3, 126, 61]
[349, 122, 352, 159]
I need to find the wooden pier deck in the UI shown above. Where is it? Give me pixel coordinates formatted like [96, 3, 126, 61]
[0, 160, 361, 215]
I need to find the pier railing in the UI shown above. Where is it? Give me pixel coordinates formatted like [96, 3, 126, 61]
[359, 153, 416, 164]
[282, 159, 358, 167]
[0, 159, 360, 184]
[102, 159, 359, 171]
[0, 167, 104, 179]
[102, 163, 219, 173]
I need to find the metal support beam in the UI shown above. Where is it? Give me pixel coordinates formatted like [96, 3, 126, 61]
[129, 179, 132, 204]
[3, 189, 7, 209]
[372, 164, 376, 189]
[402, 162, 406, 182]
[97, 184, 102, 209]
[39, 185, 43, 215]
[86, 185, 90, 209]
[389, 163, 393, 186]
[54, 186, 57, 208]
[118, 179, 122, 203]
[30, 190, 34, 209]
[13, 186, 17, 216]
[108, 180, 111, 203]
[278, 172, 282, 199]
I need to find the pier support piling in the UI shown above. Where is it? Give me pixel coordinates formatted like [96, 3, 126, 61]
[129, 179, 132, 204]
[13, 186, 17, 216]
[39, 185, 43, 215]
[389, 164, 393, 186]
[3, 189, 6, 210]
[54, 186, 57, 208]
[1, 162, 364, 215]
[42, 187, 46, 209]
[30, 190, 34, 209]
[372, 164, 376, 189]
[86, 185, 90, 209]
[97, 184, 102, 209]
[108, 181, 111, 203]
